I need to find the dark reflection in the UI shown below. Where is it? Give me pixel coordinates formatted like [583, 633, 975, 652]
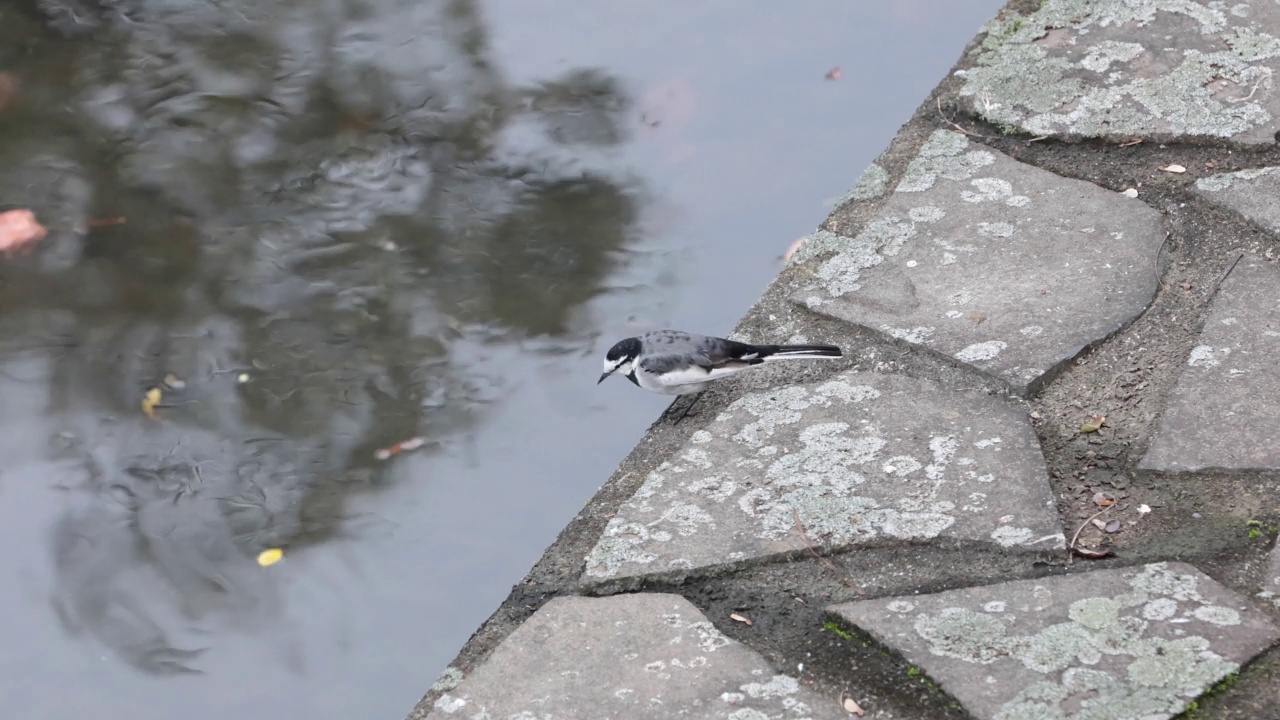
[3, 0, 642, 675]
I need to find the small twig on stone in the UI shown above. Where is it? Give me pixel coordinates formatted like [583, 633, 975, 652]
[792, 509, 855, 588]
[1207, 252, 1245, 301]
[935, 96, 987, 139]
[1154, 231, 1170, 293]
[1068, 506, 1113, 564]
[1119, 138, 1143, 147]
[1027, 135, 1050, 144]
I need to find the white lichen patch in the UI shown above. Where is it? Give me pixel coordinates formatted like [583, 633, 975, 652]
[583, 371, 1063, 579]
[1188, 345, 1230, 367]
[961, 177, 1016, 204]
[897, 129, 996, 193]
[1080, 40, 1146, 73]
[909, 205, 946, 223]
[881, 325, 935, 343]
[958, 0, 1280, 144]
[956, 340, 1008, 363]
[1195, 166, 1280, 192]
[977, 221, 1015, 238]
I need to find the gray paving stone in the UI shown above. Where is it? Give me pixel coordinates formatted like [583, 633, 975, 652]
[789, 130, 1164, 395]
[583, 369, 1064, 584]
[957, 0, 1280, 145]
[1140, 258, 1280, 472]
[829, 562, 1280, 720]
[424, 593, 845, 720]
[1194, 167, 1280, 235]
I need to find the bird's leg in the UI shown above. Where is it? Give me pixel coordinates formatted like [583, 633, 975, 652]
[671, 391, 704, 424]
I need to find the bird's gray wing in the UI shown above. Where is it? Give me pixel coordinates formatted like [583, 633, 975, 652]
[641, 331, 760, 370]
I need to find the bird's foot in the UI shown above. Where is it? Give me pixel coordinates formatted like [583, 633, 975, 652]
[668, 392, 703, 424]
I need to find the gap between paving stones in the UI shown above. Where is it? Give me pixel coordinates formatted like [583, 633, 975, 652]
[409, 3, 1280, 718]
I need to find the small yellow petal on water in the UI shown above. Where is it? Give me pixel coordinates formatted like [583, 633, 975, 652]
[257, 548, 284, 567]
[142, 387, 162, 420]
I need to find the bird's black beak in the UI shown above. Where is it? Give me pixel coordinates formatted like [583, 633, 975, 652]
[597, 372, 610, 385]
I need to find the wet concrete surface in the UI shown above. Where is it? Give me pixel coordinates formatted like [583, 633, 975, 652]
[0, 1, 1010, 718]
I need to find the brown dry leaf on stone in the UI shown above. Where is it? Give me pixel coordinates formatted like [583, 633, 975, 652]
[783, 236, 808, 263]
[1092, 491, 1116, 507]
[1080, 415, 1105, 433]
[0, 209, 48, 257]
[840, 692, 865, 716]
[729, 613, 752, 626]
[1159, 164, 1187, 174]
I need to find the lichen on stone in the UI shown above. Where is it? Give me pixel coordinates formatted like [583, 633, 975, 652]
[430, 666, 464, 693]
[1195, 166, 1280, 192]
[907, 563, 1246, 720]
[842, 162, 890, 203]
[584, 370, 1061, 579]
[896, 130, 995, 193]
[958, 0, 1279, 143]
[955, 340, 1008, 363]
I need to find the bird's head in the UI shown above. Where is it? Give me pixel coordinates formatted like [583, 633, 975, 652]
[599, 337, 642, 384]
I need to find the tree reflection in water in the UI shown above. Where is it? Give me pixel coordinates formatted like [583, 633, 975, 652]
[1, 0, 644, 674]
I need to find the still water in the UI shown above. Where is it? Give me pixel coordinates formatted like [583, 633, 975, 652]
[0, 1, 1005, 717]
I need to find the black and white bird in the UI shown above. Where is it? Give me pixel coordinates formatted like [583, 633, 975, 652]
[598, 330, 844, 421]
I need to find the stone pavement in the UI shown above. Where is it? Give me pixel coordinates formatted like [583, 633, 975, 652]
[410, 2, 1280, 719]
[425, 594, 847, 720]
[1140, 258, 1280, 472]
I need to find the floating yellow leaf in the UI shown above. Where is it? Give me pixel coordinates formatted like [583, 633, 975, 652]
[257, 548, 284, 567]
[142, 387, 162, 420]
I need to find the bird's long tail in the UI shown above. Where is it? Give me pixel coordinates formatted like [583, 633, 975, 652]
[753, 344, 843, 360]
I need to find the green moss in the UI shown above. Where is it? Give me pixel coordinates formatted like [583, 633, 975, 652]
[1246, 519, 1277, 540]
[907, 666, 921, 677]
[822, 620, 853, 640]
[1176, 672, 1240, 719]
